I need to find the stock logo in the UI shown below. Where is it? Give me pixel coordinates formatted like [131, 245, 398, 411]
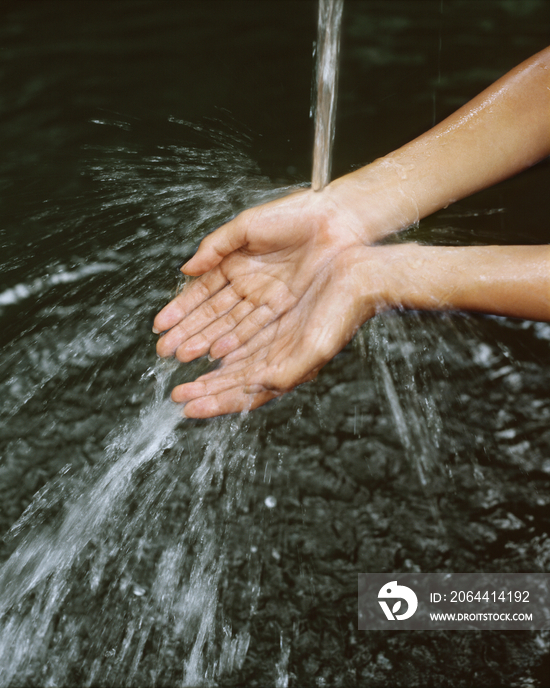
[378, 581, 418, 621]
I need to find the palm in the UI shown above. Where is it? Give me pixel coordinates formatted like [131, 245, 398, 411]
[171, 245, 378, 418]
[155, 189, 365, 362]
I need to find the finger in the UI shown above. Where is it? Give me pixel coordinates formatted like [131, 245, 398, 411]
[176, 349, 319, 418]
[213, 319, 325, 392]
[221, 320, 281, 365]
[154, 267, 228, 343]
[174, 298, 256, 362]
[172, 365, 254, 402]
[182, 215, 249, 276]
[209, 303, 281, 359]
[160, 283, 242, 360]
[172, 336, 310, 402]
[170, 262, 298, 361]
[207, 275, 299, 358]
[159, 286, 242, 360]
[182, 387, 278, 418]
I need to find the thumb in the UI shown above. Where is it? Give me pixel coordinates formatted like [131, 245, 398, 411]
[182, 215, 248, 276]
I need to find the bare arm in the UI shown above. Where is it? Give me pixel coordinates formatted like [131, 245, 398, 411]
[379, 244, 550, 321]
[154, 47, 550, 359]
[153, 48, 550, 417]
[328, 46, 550, 239]
[172, 242, 550, 418]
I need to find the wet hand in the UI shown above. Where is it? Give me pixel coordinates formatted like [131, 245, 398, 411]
[154, 186, 369, 363]
[171, 246, 387, 418]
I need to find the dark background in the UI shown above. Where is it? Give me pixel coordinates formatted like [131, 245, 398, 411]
[1, 1, 550, 686]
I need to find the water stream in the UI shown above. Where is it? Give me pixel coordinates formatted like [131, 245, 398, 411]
[311, 0, 344, 191]
[1, 2, 550, 687]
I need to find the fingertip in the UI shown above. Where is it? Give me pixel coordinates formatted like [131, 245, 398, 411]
[156, 337, 171, 358]
[169, 394, 189, 418]
[181, 258, 204, 276]
[171, 380, 203, 403]
[152, 312, 164, 334]
[181, 260, 213, 277]
[175, 344, 203, 363]
[179, 246, 211, 275]
[153, 308, 173, 335]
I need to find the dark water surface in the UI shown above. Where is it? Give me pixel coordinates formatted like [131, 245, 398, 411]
[1, 1, 550, 686]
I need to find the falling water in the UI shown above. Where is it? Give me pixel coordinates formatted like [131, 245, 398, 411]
[311, 0, 344, 191]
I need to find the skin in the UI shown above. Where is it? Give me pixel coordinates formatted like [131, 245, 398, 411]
[153, 47, 550, 418]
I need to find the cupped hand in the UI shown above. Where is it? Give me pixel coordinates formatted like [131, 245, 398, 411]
[154, 185, 371, 364]
[170, 246, 389, 418]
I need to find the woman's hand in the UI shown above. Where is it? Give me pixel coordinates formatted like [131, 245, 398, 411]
[170, 245, 387, 417]
[170, 241, 550, 418]
[153, 184, 391, 363]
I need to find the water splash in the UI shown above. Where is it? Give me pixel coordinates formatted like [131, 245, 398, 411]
[0, 361, 179, 683]
[311, 0, 344, 191]
[0, 355, 264, 687]
[0, 119, 278, 687]
[367, 314, 444, 486]
[275, 632, 291, 688]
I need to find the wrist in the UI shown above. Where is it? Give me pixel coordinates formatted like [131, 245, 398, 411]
[365, 243, 550, 321]
[325, 156, 422, 244]
[359, 243, 433, 312]
[350, 244, 415, 316]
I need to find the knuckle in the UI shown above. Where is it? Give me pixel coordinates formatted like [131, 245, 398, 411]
[223, 309, 238, 329]
[249, 304, 275, 328]
[203, 301, 219, 319]
[196, 279, 212, 301]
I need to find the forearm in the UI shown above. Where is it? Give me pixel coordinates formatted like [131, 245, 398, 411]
[329, 47, 550, 241]
[374, 244, 550, 322]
